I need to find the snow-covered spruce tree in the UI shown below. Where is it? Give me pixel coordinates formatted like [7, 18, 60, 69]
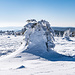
[63, 29, 72, 41]
[24, 19, 55, 51]
[59, 32, 62, 37]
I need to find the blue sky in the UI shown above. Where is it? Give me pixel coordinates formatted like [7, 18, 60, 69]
[0, 0, 75, 27]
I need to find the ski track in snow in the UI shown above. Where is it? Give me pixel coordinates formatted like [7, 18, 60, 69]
[0, 35, 75, 75]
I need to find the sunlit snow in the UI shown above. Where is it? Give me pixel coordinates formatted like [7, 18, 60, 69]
[0, 35, 75, 75]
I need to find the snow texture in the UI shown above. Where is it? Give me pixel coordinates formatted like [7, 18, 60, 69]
[0, 35, 75, 75]
[0, 35, 23, 57]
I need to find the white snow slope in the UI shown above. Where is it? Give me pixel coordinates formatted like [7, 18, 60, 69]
[0, 35, 75, 75]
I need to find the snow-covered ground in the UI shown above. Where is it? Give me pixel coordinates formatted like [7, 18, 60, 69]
[54, 37, 75, 57]
[0, 35, 75, 75]
[0, 35, 23, 57]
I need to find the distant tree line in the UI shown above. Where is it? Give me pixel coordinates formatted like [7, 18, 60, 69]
[54, 30, 75, 37]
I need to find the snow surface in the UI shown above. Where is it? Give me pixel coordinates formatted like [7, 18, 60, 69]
[0, 35, 23, 57]
[0, 35, 75, 75]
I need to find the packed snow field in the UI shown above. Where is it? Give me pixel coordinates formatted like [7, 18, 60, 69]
[0, 35, 23, 57]
[54, 37, 75, 57]
[0, 35, 75, 75]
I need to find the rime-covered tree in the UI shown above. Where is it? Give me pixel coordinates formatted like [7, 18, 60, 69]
[23, 19, 55, 51]
[63, 29, 72, 41]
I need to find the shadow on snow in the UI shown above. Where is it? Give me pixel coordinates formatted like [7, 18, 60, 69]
[22, 45, 75, 61]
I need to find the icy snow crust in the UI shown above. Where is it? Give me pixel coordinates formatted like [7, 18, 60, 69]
[0, 35, 75, 75]
[0, 35, 23, 57]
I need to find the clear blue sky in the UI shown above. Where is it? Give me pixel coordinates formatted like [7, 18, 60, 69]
[0, 0, 75, 27]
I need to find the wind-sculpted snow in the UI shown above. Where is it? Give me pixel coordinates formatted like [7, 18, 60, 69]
[0, 20, 75, 75]
[0, 35, 23, 57]
[0, 35, 75, 75]
[24, 19, 55, 51]
[54, 37, 75, 58]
